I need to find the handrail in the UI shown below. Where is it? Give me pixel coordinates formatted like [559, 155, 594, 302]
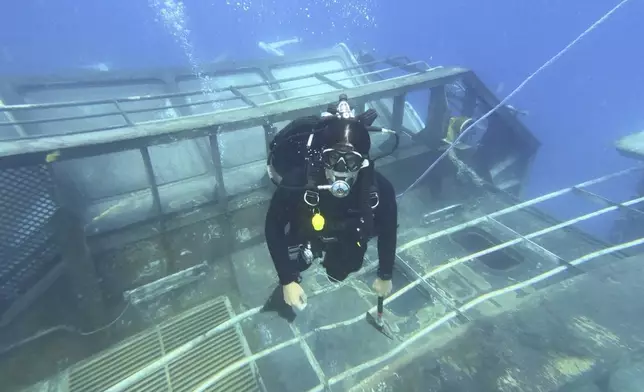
[0, 56, 426, 113]
[0, 66, 468, 164]
[0, 61, 429, 131]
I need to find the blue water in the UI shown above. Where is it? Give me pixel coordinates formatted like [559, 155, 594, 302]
[1, 0, 642, 235]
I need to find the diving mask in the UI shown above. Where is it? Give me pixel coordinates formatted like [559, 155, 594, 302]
[322, 148, 364, 172]
[321, 148, 369, 198]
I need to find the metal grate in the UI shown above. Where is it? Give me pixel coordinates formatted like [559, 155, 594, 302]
[159, 296, 233, 352]
[68, 297, 261, 392]
[0, 164, 59, 316]
[167, 330, 250, 392]
[129, 370, 169, 392]
[68, 331, 162, 392]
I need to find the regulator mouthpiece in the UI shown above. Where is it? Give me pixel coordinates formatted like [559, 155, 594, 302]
[329, 180, 351, 198]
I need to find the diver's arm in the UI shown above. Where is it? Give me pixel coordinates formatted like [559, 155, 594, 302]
[265, 188, 300, 285]
[374, 172, 398, 280]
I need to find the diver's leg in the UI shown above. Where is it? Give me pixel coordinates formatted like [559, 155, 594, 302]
[323, 241, 367, 282]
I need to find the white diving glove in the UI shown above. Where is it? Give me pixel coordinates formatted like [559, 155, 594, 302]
[372, 278, 393, 297]
[283, 281, 307, 310]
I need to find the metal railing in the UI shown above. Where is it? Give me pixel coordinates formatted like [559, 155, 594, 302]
[0, 53, 468, 249]
[0, 57, 429, 141]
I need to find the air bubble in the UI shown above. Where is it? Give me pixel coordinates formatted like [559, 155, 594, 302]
[149, 0, 221, 112]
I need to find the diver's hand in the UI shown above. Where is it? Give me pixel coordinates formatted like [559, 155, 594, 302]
[283, 282, 307, 310]
[372, 278, 393, 297]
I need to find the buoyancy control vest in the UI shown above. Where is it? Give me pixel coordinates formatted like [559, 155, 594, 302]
[293, 174, 381, 247]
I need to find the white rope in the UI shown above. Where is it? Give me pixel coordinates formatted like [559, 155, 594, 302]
[397, 0, 633, 199]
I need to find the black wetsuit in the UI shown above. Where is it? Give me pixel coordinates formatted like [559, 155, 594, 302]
[265, 169, 398, 285]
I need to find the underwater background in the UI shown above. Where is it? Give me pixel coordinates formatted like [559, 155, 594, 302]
[1, 2, 644, 392]
[2, 0, 642, 239]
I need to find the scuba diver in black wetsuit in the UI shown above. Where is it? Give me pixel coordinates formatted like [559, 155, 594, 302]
[264, 95, 399, 311]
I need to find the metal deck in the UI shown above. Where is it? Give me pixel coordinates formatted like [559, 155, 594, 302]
[42, 166, 640, 392]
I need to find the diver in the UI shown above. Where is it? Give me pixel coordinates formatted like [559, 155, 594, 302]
[264, 95, 399, 311]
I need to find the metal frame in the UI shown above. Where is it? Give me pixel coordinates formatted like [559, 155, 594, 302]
[0, 49, 540, 241]
[0, 51, 467, 245]
[0, 53, 469, 244]
[0, 64, 465, 165]
[94, 165, 644, 392]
